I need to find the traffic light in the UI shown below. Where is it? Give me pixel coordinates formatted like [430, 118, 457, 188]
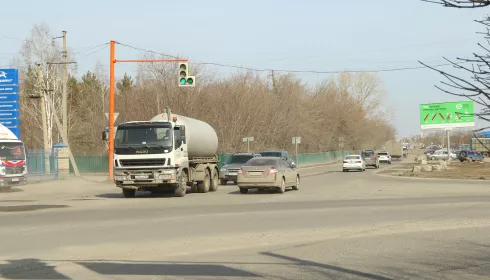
[178, 62, 195, 87]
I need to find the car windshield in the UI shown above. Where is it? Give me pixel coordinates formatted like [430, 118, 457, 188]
[0, 143, 25, 160]
[260, 152, 283, 158]
[244, 158, 278, 166]
[345, 156, 360, 160]
[227, 155, 253, 164]
[115, 124, 173, 150]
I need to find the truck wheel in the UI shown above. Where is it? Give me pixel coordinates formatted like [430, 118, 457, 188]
[197, 169, 210, 193]
[174, 172, 188, 197]
[210, 169, 219, 192]
[122, 188, 136, 198]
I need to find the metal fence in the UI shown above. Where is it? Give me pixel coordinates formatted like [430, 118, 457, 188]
[26, 149, 59, 182]
[65, 150, 362, 174]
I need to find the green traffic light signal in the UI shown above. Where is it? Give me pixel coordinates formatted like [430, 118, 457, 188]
[180, 78, 187, 84]
[187, 77, 194, 84]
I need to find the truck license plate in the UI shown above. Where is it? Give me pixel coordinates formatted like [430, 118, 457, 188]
[135, 175, 149, 180]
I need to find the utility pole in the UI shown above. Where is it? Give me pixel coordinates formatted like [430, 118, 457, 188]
[61, 31, 68, 142]
[37, 63, 50, 174]
[271, 70, 276, 93]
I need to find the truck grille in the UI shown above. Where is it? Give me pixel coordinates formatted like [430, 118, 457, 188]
[119, 159, 166, 167]
[6, 166, 25, 175]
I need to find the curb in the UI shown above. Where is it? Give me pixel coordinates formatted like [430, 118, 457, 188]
[372, 161, 489, 183]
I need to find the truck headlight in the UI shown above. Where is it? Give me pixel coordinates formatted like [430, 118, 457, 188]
[158, 174, 172, 180]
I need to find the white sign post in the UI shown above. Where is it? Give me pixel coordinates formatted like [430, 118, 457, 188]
[242, 136, 254, 153]
[292, 136, 301, 167]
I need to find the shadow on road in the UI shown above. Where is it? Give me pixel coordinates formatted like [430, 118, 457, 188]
[228, 188, 295, 195]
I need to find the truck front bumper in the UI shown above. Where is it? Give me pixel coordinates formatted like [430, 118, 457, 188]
[0, 175, 27, 186]
[114, 168, 178, 187]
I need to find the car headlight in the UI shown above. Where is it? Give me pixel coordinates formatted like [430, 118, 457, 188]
[220, 168, 227, 172]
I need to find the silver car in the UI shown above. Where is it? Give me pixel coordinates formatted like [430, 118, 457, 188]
[219, 153, 261, 184]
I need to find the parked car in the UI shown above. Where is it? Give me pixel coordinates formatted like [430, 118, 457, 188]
[428, 150, 456, 160]
[236, 156, 299, 194]
[219, 153, 261, 185]
[458, 150, 483, 162]
[377, 151, 392, 164]
[259, 150, 295, 167]
[343, 155, 366, 172]
[360, 150, 379, 169]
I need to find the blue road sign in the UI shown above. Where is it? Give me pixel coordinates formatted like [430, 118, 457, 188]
[0, 68, 19, 85]
[0, 111, 19, 118]
[0, 119, 20, 127]
[0, 85, 19, 93]
[0, 94, 19, 102]
[5, 127, 20, 139]
[0, 102, 19, 111]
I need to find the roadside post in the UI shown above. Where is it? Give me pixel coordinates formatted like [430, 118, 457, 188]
[292, 136, 301, 167]
[242, 136, 254, 153]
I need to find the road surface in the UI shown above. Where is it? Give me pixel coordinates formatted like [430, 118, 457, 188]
[1, 162, 490, 279]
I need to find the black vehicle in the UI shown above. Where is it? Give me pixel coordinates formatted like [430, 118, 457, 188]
[259, 150, 295, 167]
[219, 153, 261, 185]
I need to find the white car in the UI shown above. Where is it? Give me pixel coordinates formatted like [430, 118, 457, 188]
[343, 155, 366, 172]
[378, 151, 392, 164]
[429, 150, 457, 160]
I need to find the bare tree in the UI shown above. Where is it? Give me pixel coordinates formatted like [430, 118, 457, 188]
[422, 0, 490, 8]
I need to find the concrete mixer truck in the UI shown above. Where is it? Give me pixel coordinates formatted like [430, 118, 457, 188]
[109, 108, 220, 198]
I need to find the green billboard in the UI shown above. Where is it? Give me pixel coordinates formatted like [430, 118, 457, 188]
[420, 101, 475, 129]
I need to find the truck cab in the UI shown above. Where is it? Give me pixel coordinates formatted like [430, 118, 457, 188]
[0, 126, 27, 188]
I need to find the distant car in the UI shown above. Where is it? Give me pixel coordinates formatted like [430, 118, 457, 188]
[458, 150, 483, 162]
[219, 153, 261, 185]
[428, 150, 456, 160]
[377, 151, 392, 164]
[259, 150, 295, 167]
[343, 155, 366, 172]
[236, 156, 299, 194]
[361, 150, 379, 169]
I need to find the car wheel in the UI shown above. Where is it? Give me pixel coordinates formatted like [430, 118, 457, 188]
[239, 188, 248, 194]
[278, 178, 286, 194]
[292, 176, 299, 190]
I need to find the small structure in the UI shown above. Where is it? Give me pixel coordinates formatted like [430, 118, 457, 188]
[53, 143, 69, 177]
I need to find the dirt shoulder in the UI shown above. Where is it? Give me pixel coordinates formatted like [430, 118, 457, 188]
[377, 160, 490, 180]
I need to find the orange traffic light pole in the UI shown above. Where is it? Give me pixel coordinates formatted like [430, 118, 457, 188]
[108, 40, 188, 180]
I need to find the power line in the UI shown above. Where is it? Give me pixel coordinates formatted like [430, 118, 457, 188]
[115, 42, 472, 74]
[0, 35, 108, 53]
[73, 43, 110, 55]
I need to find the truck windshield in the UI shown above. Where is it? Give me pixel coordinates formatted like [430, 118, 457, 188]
[115, 125, 173, 150]
[0, 143, 25, 160]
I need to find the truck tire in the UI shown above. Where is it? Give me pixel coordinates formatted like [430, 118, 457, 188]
[197, 169, 210, 193]
[174, 172, 188, 197]
[122, 188, 136, 198]
[210, 169, 219, 192]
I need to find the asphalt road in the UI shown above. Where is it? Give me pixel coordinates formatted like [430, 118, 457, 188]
[1, 161, 490, 279]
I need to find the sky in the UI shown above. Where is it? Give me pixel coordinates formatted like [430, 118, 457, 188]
[0, 0, 488, 137]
